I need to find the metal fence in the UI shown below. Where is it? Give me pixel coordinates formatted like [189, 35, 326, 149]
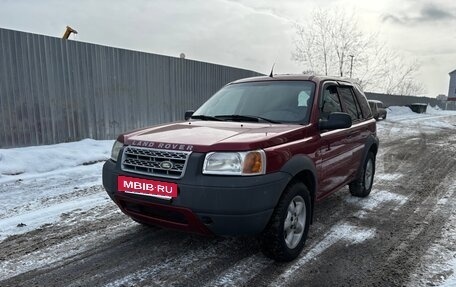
[365, 92, 445, 109]
[1, 28, 448, 148]
[0, 28, 260, 148]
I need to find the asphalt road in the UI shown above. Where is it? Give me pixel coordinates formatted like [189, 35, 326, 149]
[1, 116, 456, 287]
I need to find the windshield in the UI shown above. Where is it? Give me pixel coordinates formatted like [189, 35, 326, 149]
[193, 81, 315, 124]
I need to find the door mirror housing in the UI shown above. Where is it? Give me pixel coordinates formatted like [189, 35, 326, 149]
[184, 110, 194, 121]
[319, 112, 352, 130]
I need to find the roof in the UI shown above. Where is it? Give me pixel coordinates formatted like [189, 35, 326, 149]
[450, 69, 456, 75]
[230, 74, 356, 85]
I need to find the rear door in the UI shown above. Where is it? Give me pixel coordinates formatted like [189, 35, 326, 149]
[338, 85, 370, 179]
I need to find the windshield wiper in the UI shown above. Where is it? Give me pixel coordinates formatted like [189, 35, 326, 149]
[190, 115, 222, 121]
[215, 115, 280, 124]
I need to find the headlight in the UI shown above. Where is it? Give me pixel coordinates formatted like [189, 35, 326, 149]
[203, 150, 266, 176]
[110, 140, 124, 161]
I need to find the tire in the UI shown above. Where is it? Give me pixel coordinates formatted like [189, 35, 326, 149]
[383, 113, 387, 119]
[349, 152, 375, 197]
[259, 181, 311, 262]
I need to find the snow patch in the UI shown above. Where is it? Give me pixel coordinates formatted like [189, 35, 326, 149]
[0, 193, 109, 240]
[269, 223, 375, 286]
[387, 106, 416, 119]
[385, 106, 456, 122]
[204, 254, 271, 287]
[0, 139, 113, 182]
[0, 212, 129, 281]
[441, 257, 456, 287]
[353, 210, 369, 219]
[407, 179, 456, 286]
[375, 173, 403, 181]
[105, 240, 223, 287]
[0, 164, 106, 220]
[345, 190, 408, 211]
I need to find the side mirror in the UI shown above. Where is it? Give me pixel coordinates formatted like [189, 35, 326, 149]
[319, 112, 352, 130]
[184, 110, 194, 121]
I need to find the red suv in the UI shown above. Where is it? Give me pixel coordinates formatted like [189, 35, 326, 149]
[103, 75, 378, 261]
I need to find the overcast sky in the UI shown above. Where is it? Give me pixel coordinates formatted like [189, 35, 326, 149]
[1, 0, 455, 97]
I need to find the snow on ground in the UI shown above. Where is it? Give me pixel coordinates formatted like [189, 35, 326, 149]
[0, 139, 113, 239]
[378, 105, 456, 137]
[269, 223, 376, 287]
[0, 139, 113, 182]
[345, 189, 408, 211]
[407, 179, 456, 287]
[0, 192, 108, 240]
[376, 106, 456, 287]
[203, 222, 376, 287]
[0, 205, 127, 281]
[1, 106, 456, 285]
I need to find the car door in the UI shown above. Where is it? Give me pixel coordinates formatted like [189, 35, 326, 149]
[317, 82, 355, 198]
[338, 85, 370, 178]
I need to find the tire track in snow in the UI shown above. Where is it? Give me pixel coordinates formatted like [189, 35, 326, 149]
[203, 254, 272, 287]
[200, 223, 375, 287]
[0, 192, 110, 240]
[268, 223, 375, 287]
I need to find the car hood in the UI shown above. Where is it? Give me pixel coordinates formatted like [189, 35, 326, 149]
[120, 120, 310, 152]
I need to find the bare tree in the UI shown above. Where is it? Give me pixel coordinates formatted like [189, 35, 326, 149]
[293, 8, 424, 96]
[293, 9, 371, 78]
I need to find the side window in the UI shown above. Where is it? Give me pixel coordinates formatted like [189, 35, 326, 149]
[339, 87, 362, 121]
[353, 85, 372, 118]
[320, 85, 342, 120]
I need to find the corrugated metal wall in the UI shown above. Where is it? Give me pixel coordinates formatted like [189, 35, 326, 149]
[365, 92, 445, 109]
[0, 28, 261, 148]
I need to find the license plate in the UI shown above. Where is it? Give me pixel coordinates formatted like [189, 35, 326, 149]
[117, 175, 178, 199]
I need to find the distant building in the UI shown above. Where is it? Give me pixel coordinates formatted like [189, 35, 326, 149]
[437, 94, 447, 101]
[449, 69, 456, 101]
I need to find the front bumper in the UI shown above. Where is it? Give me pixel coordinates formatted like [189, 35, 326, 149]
[102, 155, 291, 236]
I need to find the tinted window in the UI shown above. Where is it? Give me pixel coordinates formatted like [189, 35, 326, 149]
[353, 85, 372, 118]
[194, 81, 315, 124]
[320, 85, 342, 120]
[339, 87, 361, 121]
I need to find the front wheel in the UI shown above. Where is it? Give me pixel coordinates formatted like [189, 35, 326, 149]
[259, 182, 311, 262]
[349, 152, 375, 197]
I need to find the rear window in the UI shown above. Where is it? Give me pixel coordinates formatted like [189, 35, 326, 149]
[354, 86, 372, 118]
[339, 87, 362, 121]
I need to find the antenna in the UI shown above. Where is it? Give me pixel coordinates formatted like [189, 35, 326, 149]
[269, 63, 275, 77]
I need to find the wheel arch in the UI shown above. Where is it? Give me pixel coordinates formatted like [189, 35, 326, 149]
[356, 135, 379, 179]
[280, 155, 318, 223]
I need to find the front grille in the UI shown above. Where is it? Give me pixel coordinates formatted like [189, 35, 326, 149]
[121, 146, 191, 179]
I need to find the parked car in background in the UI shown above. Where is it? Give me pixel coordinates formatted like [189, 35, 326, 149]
[103, 75, 379, 262]
[368, 100, 387, 120]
